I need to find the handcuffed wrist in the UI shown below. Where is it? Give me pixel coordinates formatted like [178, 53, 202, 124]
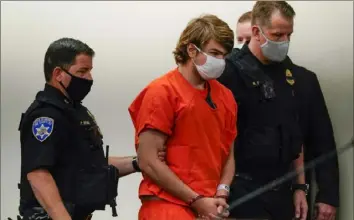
[188, 194, 204, 206]
[214, 195, 228, 199]
[217, 184, 230, 193]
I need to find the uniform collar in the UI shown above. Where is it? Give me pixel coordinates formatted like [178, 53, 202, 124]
[42, 83, 72, 105]
[241, 43, 266, 67]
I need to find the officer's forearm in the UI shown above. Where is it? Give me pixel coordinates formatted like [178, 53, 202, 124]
[108, 156, 136, 177]
[293, 146, 305, 184]
[219, 142, 235, 186]
[27, 169, 71, 220]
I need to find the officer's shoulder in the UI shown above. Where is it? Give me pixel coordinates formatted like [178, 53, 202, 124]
[288, 58, 317, 80]
[213, 80, 235, 99]
[226, 48, 242, 62]
[222, 49, 242, 78]
[22, 104, 68, 130]
[228, 48, 241, 56]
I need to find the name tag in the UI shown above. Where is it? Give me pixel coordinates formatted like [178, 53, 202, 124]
[80, 120, 91, 125]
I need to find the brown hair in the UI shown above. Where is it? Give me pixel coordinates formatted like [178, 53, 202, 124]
[238, 11, 252, 23]
[251, 1, 295, 27]
[173, 14, 234, 65]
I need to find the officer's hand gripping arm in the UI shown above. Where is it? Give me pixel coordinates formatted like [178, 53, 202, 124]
[108, 156, 138, 177]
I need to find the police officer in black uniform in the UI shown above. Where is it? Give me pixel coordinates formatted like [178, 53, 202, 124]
[218, 2, 312, 220]
[16, 38, 144, 220]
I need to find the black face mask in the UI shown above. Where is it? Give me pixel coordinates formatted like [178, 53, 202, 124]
[60, 68, 93, 102]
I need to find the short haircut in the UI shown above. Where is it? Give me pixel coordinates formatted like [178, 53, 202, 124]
[238, 11, 252, 23]
[173, 14, 234, 65]
[43, 38, 95, 82]
[251, 1, 296, 27]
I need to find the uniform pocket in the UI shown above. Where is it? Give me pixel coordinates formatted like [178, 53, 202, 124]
[75, 167, 108, 209]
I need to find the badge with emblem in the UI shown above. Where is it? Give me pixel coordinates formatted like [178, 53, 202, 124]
[32, 117, 54, 142]
[285, 69, 295, 86]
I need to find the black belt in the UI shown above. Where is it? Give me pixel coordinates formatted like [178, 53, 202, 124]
[19, 213, 92, 220]
[20, 207, 93, 220]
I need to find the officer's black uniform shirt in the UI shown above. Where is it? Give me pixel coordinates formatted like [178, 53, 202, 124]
[219, 45, 340, 206]
[20, 84, 74, 205]
[218, 45, 302, 180]
[19, 83, 105, 215]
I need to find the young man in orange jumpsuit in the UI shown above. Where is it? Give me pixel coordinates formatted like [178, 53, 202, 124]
[128, 14, 237, 219]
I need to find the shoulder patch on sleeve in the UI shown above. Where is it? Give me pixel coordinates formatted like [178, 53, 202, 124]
[32, 117, 54, 142]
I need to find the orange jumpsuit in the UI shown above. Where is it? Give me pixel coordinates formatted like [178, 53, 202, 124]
[129, 68, 237, 219]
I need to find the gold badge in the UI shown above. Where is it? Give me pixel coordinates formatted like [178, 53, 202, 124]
[286, 69, 292, 77]
[287, 79, 295, 86]
[285, 69, 295, 86]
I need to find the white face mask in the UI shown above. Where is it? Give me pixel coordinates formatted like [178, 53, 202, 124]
[259, 26, 290, 62]
[235, 43, 244, 49]
[192, 45, 226, 80]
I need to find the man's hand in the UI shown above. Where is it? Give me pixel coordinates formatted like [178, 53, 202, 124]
[293, 190, 308, 220]
[214, 189, 229, 218]
[191, 197, 228, 219]
[313, 203, 336, 220]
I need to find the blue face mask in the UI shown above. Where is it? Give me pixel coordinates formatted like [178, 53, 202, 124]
[259, 26, 290, 62]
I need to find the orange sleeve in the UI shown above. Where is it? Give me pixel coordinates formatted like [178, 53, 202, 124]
[129, 83, 175, 137]
[224, 91, 238, 147]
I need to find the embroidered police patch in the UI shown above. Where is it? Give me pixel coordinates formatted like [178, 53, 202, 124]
[32, 117, 54, 142]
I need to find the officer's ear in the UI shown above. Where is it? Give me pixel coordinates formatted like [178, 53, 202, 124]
[186, 43, 198, 59]
[53, 67, 64, 81]
[252, 25, 261, 42]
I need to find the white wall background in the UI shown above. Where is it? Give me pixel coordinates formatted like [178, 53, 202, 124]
[1, 1, 353, 219]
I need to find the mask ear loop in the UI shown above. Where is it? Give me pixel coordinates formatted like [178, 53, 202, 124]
[258, 26, 289, 45]
[57, 67, 74, 103]
[258, 26, 270, 47]
[193, 44, 206, 55]
[192, 44, 210, 66]
[191, 44, 203, 66]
